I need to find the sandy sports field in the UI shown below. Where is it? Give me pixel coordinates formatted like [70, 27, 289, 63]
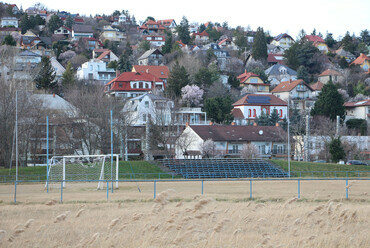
[0, 180, 369, 247]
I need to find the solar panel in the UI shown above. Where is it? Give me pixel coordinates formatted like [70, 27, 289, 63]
[247, 96, 271, 104]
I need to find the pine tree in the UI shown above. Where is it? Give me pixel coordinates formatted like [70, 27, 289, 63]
[329, 137, 345, 163]
[34, 56, 57, 92]
[255, 111, 270, 126]
[48, 15, 63, 33]
[20, 13, 30, 34]
[2, 35, 16, 46]
[176, 16, 190, 44]
[61, 61, 75, 87]
[297, 65, 310, 83]
[227, 74, 240, 89]
[252, 27, 268, 61]
[269, 109, 280, 126]
[204, 96, 233, 124]
[65, 15, 74, 29]
[310, 80, 345, 121]
[162, 33, 173, 54]
[117, 53, 132, 73]
[166, 61, 189, 97]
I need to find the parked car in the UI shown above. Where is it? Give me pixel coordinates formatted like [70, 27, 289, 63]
[346, 160, 367, 165]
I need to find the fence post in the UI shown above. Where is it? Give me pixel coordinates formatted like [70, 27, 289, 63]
[201, 180, 204, 195]
[298, 179, 301, 199]
[61, 180, 63, 203]
[249, 180, 252, 199]
[346, 179, 348, 200]
[154, 180, 156, 199]
[107, 181, 109, 201]
[14, 181, 17, 203]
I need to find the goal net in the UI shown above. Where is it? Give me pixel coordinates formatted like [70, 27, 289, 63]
[46, 154, 119, 189]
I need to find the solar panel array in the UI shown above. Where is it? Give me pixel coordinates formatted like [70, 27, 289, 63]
[247, 96, 271, 104]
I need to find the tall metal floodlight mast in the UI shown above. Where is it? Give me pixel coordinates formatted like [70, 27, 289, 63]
[287, 97, 291, 178]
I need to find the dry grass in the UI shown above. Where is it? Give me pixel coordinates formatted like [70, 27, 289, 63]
[0, 180, 369, 247]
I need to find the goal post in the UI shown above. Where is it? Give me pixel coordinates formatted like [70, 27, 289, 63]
[46, 154, 119, 189]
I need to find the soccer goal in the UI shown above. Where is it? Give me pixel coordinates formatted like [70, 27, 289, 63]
[46, 154, 119, 189]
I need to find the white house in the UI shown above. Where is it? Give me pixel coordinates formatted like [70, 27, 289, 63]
[144, 35, 165, 47]
[232, 94, 288, 125]
[1, 16, 18, 28]
[77, 59, 116, 84]
[50, 57, 65, 81]
[265, 64, 297, 86]
[271, 33, 295, 50]
[72, 25, 93, 40]
[175, 125, 287, 159]
[344, 99, 370, 125]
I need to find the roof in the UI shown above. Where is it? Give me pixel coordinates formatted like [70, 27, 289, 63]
[97, 50, 111, 60]
[268, 54, 285, 64]
[233, 94, 288, 106]
[18, 50, 41, 57]
[131, 93, 169, 102]
[72, 25, 93, 33]
[305, 35, 325, 43]
[237, 70, 261, 84]
[138, 49, 163, 60]
[231, 108, 244, 119]
[319, 69, 342, 77]
[350, 53, 370, 65]
[265, 64, 297, 76]
[272, 80, 313, 93]
[310, 81, 324, 91]
[106, 72, 163, 87]
[189, 125, 286, 142]
[274, 33, 294, 41]
[30, 94, 75, 112]
[157, 19, 175, 27]
[132, 65, 169, 79]
[344, 99, 370, 107]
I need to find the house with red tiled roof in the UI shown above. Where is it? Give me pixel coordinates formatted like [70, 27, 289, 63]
[237, 70, 269, 93]
[93, 49, 119, 64]
[218, 38, 238, 50]
[318, 69, 343, 84]
[192, 31, 209, 43]
[139, 20, 166, 34]
[54, 26, 72, 37]
[104, 71, 165, 98]
[344, 99, 370, 125]
[267, 53, 285, 65]
[175, 124, 287, 159]
[157, 19, 177, 29]
[350, 53, 370, 72]
[232, 94, 288, 125]
[310, 81, 324, 97]
[305, 35, 328, 53]
[272, 79, 315, 113]
[132, 65, 169, 83]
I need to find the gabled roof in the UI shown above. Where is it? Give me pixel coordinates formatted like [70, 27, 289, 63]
[272, 79, 313, 93]
[131, 93, 169, 102]
[138, 49, 163, 60]
[132, 65, 169, 79]
[310, 81, 324, 91]
[189, 125, 286, 142]
[265, 64, 297, 76]
[193, 31, 209, 37]
[305, 35, 325, 43]
[106, 72, 163, 87]
[344, 99, 370, 107]
[268, 54, 285, 64]
[231, 108, 244, 119]
[233, 94, 287, 106]
[97, 50, 111, 60]
[319, 69, 342, 77]
[72, 25, 93, 33]
[157, 19, 176, 27]
[176, 40, 186, 48]
[350, 53, 370, 65]
[274, 33, 294, 41]
[237, 70, 260, 84]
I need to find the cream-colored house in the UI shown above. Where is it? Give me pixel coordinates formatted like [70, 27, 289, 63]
[344, 99, 370, 125]
[100, 25, 125, 42]
[271, 33, 294, 50]
[318, 69, 344, 84]
[350, 53, 370, 72]
[272, 79, 315, 113]
[237, 70, 269, 93]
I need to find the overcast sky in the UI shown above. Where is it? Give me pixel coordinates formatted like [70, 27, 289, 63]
[14, 0, 370, 40]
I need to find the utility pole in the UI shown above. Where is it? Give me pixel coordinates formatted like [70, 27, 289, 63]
[145, 116, 150, 161]
[304, 115, 310, 162]
[287, 97, 290, 178]
[15, 91, 18, 182]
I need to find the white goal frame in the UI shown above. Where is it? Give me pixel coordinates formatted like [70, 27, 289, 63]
[46, 154, 119, 189]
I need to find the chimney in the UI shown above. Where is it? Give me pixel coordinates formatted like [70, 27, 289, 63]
[186, 122, 189, 127]
[275, 122, 279, 127]
[253, 122, 257, 126]
[209, 121, 213, 126]
[116, 70, 120, 77]
[231, 122, 236, 126]
[289, 79, 292, 84]
[53, 93, 55, 98]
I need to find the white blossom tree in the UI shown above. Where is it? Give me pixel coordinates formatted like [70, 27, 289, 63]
[181, 84, 204, 107]
[240, 144, 260, 159]
[240, 84, 257, 95]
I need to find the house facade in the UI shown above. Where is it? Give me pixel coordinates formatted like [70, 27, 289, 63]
[272, 79, 315, 113]
[132, 65, 169, 84]
[77, 59, 116, 84]
[271, 33, 294, 50]
[318, 69, 344, 84]
[137, 49, 164, 66]
[54, 26, 72, 37]
[232, 94, 288, 125]
[350, 53, 370, 72]
[104, 71, 165, 98]
[1, 16, 18, 28]
[237, 70, 269, 93]
[144, 35, 165, 47]
[157, 19, 177, 29]
[72, 25, 93, 40]
[265, 64, 297, 86]
[344, 99, 370, 125]
[93, 49, 119, 64]
[175, 125, 287, 159]
[100, 25, 125, 42]
[305, 35, 328, 53]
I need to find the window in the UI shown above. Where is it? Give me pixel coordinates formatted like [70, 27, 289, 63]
[119, 83, 123, 87]
[280, 109, 283, 118]
[143, 114, 147, 122]
[139, 82, 143, 88]
[250, 78, 258, 84]
[248, 109, 251, 117]
[253, 109, 256, 117]
[144, 101, 149, 108]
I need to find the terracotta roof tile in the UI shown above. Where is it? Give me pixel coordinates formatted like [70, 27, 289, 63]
[319, 69, 342, 77]
[344, 99, 370, 107]
[237, 70, 260, 83]
[132, 65, 169, 79]
[310, 81, 324, 91]
[305, 35, 325, 43]
[271, 79, 312, 93]
[350, 53, 370, 65]
[231, 108, 244, 119]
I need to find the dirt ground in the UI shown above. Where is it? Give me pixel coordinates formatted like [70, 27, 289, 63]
[0, 180, 369, 247]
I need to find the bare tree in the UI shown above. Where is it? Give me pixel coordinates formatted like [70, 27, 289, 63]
[200, 139, 217, 158]
[240, 143, 260, 159]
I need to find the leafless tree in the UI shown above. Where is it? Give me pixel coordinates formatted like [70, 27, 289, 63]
[200, 139, 217, 158]
[240, 143, 260, 159]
